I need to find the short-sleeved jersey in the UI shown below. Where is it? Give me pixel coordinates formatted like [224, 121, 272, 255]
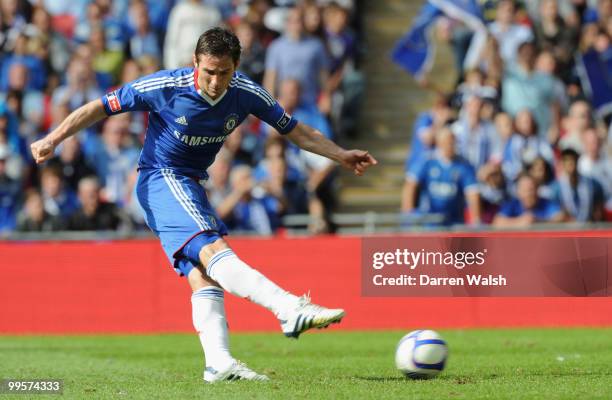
[498, 197, 562, 222]
[101, 68, 298, 179]
[408, 153, 478, 225]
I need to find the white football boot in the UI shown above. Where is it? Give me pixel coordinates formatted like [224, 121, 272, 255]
[280, 294, 345, 339]
[204, 360, 269, 383]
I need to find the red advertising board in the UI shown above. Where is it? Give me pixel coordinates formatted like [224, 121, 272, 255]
[1, 234, 611, 334]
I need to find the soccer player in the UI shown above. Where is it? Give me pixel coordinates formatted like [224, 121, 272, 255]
[30, 28, 377, 382]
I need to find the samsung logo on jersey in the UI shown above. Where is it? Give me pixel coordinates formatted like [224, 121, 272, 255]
[175, 131, 229, 146]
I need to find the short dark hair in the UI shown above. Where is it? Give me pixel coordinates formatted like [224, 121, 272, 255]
[194, 27, 241, 64]
[560, 148, 580, 161]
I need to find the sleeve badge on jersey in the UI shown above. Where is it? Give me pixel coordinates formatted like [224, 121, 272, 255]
[277, 111, 291, 130]
[106, 91, 122, 113]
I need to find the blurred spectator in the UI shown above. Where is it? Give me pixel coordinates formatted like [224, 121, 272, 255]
[557, 148, 604, 222]
[258, 154, 290, 214]
[502, 109, 555, 182]
[84, 115, 140, 205]
[533, 0, 578, 80]
[322, 1, 362, 135]
[128, 0, 162, 62]
[455, 68, 485, 104]
[117, 59, 147, 139]
[477, 161, 508, 224]
[122, 170, 144, 228]
[221, 165, 281, 234]
[493, 173, 565, 227]
[583, 0, 612, 25]
[90, 26, 124, 85]
[254, 135, 308, 214]
[323, 2, 356, 73]
[74, 1, 126, 51]
[203, 0, 235, 21]
[23, 6, 71, 74]
[272, 79, 337, 230]
[526, 155, 559, 202]
[578, 128, 612, 204]
[468, 34, 504, 82]
[493, 111, 514, 145]
[488, 0, 534, 64]
[47, 135, 96, 191]
[535, 50, 569, 113]
[137, 54, 161, 76]
[38, 0, 85, 19]
[242, 0, 279, 45]
[0, 104, 25, 179]
[402, 127, 481, 226]
[451, 94, 500, 170]
[558, 100, 593, 152]
[501, 41, 557, 138]
[206, 147, 233, 210]
[0, 0, 27, 52]
[404, 95, 453, 174]
[223, 118, 263, 166]
[0, 143, 20, 232]
[163, 0, 222, 69]
[303, 1, 324, 39]
[128, 0, 174, 36]
[16, 188, 64, 232]
[39, 163, 79, 218]
[274, 78, 333, 139]
[52, 55, 103, 111]
[74, 43, 113, 90]
[67, 176, 126, 231]
[263, 7, 330, 108]
[235, 21, 266, 84]
[0, 33, 47, 91]
[575, 23, 612, 122]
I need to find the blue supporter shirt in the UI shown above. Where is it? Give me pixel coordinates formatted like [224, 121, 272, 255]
[265, 35, 330, 106]
[498, 198, 562, 221]
[408, 153, 478, 225]
[101, 68, 298, 179]
[404, 112, 435, 174]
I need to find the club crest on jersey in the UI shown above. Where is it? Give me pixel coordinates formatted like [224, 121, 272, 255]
[223, 113, 239, 134]
[106, 91, 121, 112]
[203, 215, 218, 229]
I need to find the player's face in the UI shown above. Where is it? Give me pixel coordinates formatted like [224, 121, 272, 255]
[193, 54, 237, 100]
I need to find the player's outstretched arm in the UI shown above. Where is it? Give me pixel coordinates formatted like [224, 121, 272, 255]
[286, 122, 378, 176]
[31, 99, 107, 164]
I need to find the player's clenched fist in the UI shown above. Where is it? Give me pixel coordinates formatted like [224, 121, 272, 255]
[339, 149, 378, 176]
[30, 139, 55, 164]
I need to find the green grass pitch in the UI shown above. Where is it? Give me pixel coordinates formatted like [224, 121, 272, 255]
[1, 329, 611, 399]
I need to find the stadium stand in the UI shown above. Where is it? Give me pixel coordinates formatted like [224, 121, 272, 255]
[0, 0, 610, 235]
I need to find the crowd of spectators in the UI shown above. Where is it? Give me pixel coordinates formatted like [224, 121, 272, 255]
[402, 0, 612, 228]
[0, 0, 363, 236]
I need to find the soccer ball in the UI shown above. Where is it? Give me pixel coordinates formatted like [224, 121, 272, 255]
[395, 330, 448, 379]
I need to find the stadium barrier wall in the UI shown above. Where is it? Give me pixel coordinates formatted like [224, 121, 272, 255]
[1, 234, 611, 334]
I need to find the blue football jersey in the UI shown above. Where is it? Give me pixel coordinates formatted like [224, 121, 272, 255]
[409, 154, 478, 225]
[101, 68, 298, 179]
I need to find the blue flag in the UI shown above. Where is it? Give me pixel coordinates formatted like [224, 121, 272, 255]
[391, 0, 484, 79]
[576, 48, 612, 120]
